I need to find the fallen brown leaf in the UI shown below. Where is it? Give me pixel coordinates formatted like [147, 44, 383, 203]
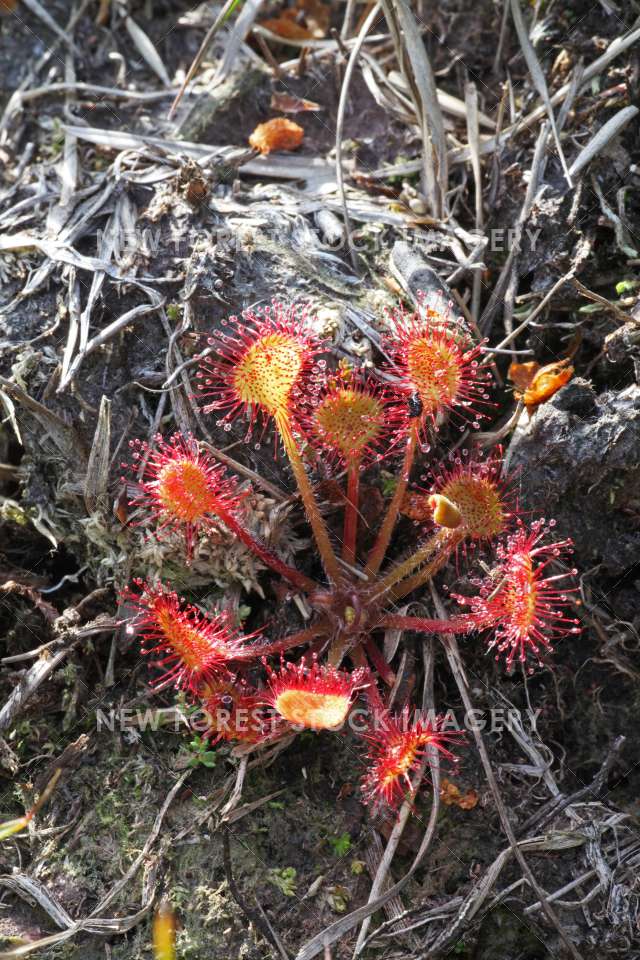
[259, 14, 315, 40]
[440, 778, 479, 810]
[508, 358, 574, 413]
[270, 92, 322, 113]
[249, 117, 304, 155]
[96, 0, 110, 25]
[508, 360, 540, 393]
[259, 0, 330, 40]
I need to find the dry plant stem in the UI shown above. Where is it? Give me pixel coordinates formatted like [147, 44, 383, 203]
[167, 0, 238, 119]
[343, 461, 361, 566]
[442, 631, 584, 960]
[276, 414, 342, 583]
[366, 421, 419, 577]
[223, 830, 291, 960]
[216, 508, 318, 594]
[335, 2, 383, 271]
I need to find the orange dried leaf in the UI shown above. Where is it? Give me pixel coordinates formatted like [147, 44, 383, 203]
[270, 92, 322, 113]
[259, 0, 330, 40]
[510, 359, 574, 412]
[259, 15, 315, 40]
[508, 360, 539, 393]
[0, 0, 18, 12]
[440, 778, 478, 810]
[249, 117, 304, 155]
[299, 0, 330, 36]
[457, 789, 479, 811]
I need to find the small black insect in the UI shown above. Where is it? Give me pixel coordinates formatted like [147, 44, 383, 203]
[407, 392, 423, 418]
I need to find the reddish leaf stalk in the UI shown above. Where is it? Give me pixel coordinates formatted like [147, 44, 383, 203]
[365, 420, 419, 577]
[276, 412, 341, 583]
[363, 637, 396, 686]
[387, 531, 465, 602]
[216, 505, 318, 594]
[342, 460, 361, 566]
[381, 613, 472, 635]
[372, 528, 455, 600]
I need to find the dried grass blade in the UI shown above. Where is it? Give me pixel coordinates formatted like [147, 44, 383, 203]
[509, 0, 571, 184]
[125, 14, 172, 87]
[383, 0, 447, 217]
[84, 396, 111, 515]
[569, 105, 639, 178]
[168, 0, 243, 119]
[20, 0, 81, 55]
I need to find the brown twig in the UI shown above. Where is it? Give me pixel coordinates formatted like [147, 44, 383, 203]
[435, 601, 584, 960]
[519, 735, 626, 837]
[222, 830, 290, 960]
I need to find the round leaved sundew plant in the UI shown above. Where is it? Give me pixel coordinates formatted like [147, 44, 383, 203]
[119, 295, 581, 817]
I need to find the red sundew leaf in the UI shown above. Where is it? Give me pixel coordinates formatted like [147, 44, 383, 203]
[360, 708, 464, 810]
[451, 519, 581, 668]
[381, 294, 492, 433]
[400, 491, 433, 521]
[265, 659, 367, 730]
[121, 580, 261, 694]
[197, 302, 323, 434]
[303, 369, 402, 470]
[123, 432, 246, 563]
